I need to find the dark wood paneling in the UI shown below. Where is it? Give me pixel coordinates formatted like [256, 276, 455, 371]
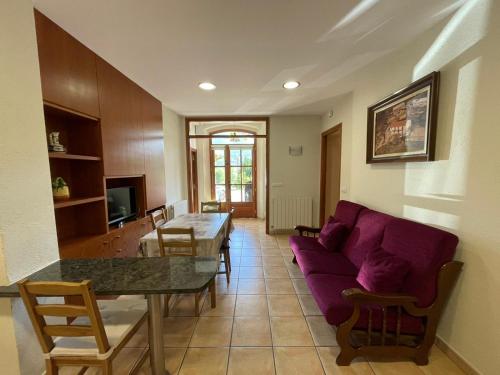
[96, 58, 145, 176]
[34, 10, 99, 117]
[141, 89, 166, 210]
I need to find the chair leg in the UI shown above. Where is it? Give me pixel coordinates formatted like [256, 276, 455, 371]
[102, 360, 112, 375]
[209, 279, 216, 308]
[225, 248, 232, 273]
[163, 294, 171, 317]
[45, 359, 58, 375]
[194, 293, 200, 317]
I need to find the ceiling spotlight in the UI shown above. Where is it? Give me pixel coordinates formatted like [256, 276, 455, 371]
[198, 82, 216, 91]
[283, 80, 300, 90]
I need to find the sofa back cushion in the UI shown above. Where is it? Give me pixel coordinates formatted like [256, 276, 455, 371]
[381, 218, 458, 307]
[332, 200, 365, 230]
[341, 209, 394, 269]
[318, 221, 348, 251]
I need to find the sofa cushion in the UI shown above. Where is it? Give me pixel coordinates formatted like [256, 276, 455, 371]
[356, 247, 411, 293]
[295, 250, 358, 277]
[306, 274, 423, 335]
[289, 235, 326, 254]
[341, 210, 394, 269]
[332, 200, 366, 230]
[318, 221, 348, 252]
[381, 218, 459, 307]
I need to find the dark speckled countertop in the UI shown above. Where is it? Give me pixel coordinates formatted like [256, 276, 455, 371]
[0, 257, 218, 297]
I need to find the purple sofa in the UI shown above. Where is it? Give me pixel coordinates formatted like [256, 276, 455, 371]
[290, 200, 462, 365]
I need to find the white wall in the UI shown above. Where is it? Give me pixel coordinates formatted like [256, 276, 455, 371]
[162, 106, 188, 207]
[320, 1, 500, 373]
[0, 0, 60, 373]
[269, 116, 322, 229]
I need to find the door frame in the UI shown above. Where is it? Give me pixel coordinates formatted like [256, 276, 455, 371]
[185, 116, 270, 233]
[319, 123, 342, 227]
[190, 148, 199, 213]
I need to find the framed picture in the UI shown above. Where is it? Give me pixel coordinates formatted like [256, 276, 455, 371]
[366, 71, 440, 163]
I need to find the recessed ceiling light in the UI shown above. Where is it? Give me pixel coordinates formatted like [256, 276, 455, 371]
[199, 82, 216, 91]
[283, 80, 300, 90]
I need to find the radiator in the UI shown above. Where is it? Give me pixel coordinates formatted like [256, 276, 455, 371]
[270, 196, 313, 231]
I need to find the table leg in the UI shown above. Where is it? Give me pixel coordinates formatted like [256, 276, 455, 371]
[210, 279, 216, 308]
[147, 294, 168, 375]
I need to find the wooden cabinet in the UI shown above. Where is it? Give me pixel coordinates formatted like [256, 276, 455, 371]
[34, 10, 99, 117]
[141, 89, 166, 210]
[97, 58, 145, 176]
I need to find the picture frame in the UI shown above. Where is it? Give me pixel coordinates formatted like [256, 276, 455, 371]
[366, 71, 440, 163]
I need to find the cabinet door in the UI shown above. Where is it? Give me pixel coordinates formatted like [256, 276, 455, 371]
[141, 89, 166, 210]
[97, 58, 145, 176]
[34, 10, 99, 117]
[109, 229, 126, 258]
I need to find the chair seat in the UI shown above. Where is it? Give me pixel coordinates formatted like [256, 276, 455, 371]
[49, 299, 147, 359]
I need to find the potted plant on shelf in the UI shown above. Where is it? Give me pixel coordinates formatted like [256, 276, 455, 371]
[52, 177, 70, 201]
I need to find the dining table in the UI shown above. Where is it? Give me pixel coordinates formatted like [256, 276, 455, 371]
[140, 212, 230, 260]
[0, 256, 218, 375]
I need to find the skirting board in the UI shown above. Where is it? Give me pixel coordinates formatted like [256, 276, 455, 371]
[435, 337, 480, 375]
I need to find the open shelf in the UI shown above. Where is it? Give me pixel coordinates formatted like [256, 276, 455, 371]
[49, 152, 101, 161]
[54, 196, 105, 209]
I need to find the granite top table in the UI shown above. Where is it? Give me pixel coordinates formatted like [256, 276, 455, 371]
[0, 257, 218, 375]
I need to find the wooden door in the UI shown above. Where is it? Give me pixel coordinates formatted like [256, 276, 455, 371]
[141, 89, 166, 210]
[34, 10, 99, 117]
[190, 149, 199, 213]
[320, 125, 342, 226]
[97, 58, 145, 176]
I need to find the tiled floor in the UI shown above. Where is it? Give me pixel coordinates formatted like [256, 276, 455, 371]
[62, 219, 464, 374]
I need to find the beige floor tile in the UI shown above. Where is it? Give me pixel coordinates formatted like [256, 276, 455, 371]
[189, 317, 233, 347]
[419, 346, 464, 375]
[229, 257, 241, 267]
[228, 347, 275, 375]
[163, 317, 199, 347]
[268, 295, 303, 316]
[201, 294, 236, 317]
[237, 279, 266, 294]
[369, 359, 425, 375]
[240, 256, 263, 266]
[239, 266, 264, 279]
[261, 242, 279, 249]
[179, 347, 229, 375]
[137, 347, 187, 375]
[241, 241, 260, 248]
[317, 346, 374, 375]
[280, 247, 294, 255]
[216, 277, 238, 295]
[306, 316, 337, 346]
[169, 294, 207, 316]
[235, 295, 269, 316]
[298, 295, 322, 316]
[240, 247, 262, 256]
[125, 319, 148, 348]
[270, 317, 314, 346]
[287, 264, 305, 278]
[261, 248, 284, 256]
[230, 248, 242, 257]
[70, 348, 146, 375]
[264, 266, 291, 279]
[274, 347, 325, 375]
[292, 278, 311, 294]
[262, 256, 285, 266]
[266, 278, 296, 294]
[231, 316, 272, 346]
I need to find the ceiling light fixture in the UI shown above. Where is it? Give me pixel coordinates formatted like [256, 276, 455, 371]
[198, 82, 216, 91]
[283, 80, 300, 90]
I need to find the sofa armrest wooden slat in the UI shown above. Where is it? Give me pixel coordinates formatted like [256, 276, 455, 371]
[342, 288, 418, 306]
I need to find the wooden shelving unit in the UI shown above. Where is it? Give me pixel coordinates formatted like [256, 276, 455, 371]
[53, 196, 105, 209]
[49, 152, 101, 161]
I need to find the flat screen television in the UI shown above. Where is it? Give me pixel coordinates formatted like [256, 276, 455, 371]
[106, 187, 137, 226]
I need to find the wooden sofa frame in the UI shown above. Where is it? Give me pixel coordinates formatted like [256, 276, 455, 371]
[293, 225, 463, 366]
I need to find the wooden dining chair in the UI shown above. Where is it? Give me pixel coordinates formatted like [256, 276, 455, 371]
[218, 208, 235, 284]
[201, 201, 222, 213]
[157, 227, 216, 317]
[18, 279, 149, 375]
[150, 208, 167, 229]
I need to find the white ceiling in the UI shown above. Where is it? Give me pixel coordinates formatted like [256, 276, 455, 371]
[33, 0, 465, 116]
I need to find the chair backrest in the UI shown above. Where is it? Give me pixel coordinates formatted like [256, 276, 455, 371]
[201, 201, 222, 213]
[17, 279, 110, 354]
[150, 209, 167, 229]
[225, 207, 235, 239]
[163, 205, 175, 221]
[157, 227, 197, 256]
